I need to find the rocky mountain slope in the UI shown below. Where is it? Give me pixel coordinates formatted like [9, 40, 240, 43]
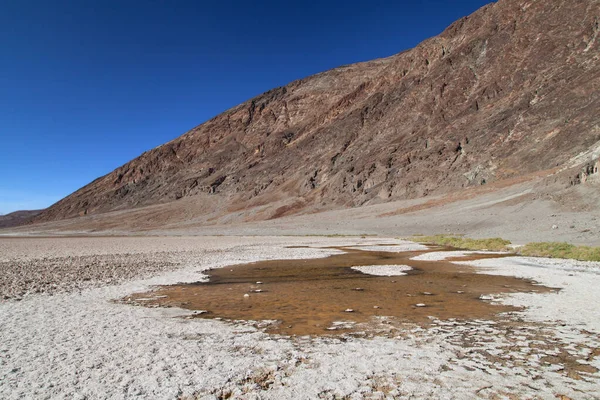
[0, 210, 43, 229]
[34, 0, 600, 224]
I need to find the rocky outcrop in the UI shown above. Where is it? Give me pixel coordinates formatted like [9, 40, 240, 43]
[571, 159, 600, 185]
[34, 0, 600, 224]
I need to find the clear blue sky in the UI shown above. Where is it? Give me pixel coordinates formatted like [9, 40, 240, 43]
[0, 0, 491, 214]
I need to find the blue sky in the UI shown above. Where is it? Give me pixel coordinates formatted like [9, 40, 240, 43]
[0, 0, 491, 214]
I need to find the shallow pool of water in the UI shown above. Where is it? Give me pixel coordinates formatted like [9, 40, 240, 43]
[123, 247, 553, 335]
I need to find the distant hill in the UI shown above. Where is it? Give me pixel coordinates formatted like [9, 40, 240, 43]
[34, 0, 600, 225]
[0, 210, 43, 229]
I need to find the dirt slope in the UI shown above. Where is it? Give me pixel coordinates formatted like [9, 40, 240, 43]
[34, 0, 600, 225]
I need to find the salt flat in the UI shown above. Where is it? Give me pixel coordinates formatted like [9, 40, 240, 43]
[1, 236, 599, 399]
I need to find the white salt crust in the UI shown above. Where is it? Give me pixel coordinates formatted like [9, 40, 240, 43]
[351, 264, 413, 276]
[1, 237, 598, 399]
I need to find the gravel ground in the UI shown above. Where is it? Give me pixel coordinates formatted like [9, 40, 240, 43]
[1, 236, 599, 399]
[6, 180, 599, 246]
[0, 236, 340, 300]
[0, 252, 189, 299]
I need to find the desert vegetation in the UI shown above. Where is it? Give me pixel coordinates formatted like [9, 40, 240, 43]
[410, 235, 600, 262]
[409, 234, 511, 251]
[518, 242, 600, 262]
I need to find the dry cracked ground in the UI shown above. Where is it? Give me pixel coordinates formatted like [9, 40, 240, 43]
[0, 236, 599, 399]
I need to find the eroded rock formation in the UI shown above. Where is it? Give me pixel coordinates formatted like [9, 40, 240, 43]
[35, 0, 600, 223]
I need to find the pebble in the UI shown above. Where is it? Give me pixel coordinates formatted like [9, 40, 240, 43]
[344, 309, 354, 312]
[244, 293, 250, 298]
[0, 252, 182, 300]
[415, 303, 426, 307]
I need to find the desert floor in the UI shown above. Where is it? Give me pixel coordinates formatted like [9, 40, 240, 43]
[1, 235, 599, 399]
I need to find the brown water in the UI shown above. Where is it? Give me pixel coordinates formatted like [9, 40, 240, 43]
[123, 247, 554, 335]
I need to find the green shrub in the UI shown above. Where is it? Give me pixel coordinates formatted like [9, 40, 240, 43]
[409, 235, 600, 262]
[409, 234, 511, 251]
[518, 242, 600, 262]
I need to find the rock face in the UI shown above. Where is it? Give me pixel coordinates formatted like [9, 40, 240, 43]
[34, 0, 600, 224]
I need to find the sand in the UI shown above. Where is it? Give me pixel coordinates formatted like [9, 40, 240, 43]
[1, 236, 599, 399]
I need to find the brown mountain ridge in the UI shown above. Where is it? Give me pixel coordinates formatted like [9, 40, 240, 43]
[34, 0, 600, 226]
[0, 210, 43, 229]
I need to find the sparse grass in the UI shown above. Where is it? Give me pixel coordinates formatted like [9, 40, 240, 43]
[517, 242, 600, 262]
[409, 234, 600, 262]
[282, 233, 377, 238]
[409, 234, 512, 251]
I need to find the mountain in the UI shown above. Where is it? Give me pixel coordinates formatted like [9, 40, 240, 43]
[33, 0, 600, 226]
[0, 210, 43, 229]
